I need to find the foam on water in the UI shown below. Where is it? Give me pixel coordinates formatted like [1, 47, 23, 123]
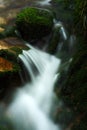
[6, 45, 61, 130]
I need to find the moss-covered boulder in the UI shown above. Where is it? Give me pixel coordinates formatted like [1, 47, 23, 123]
[16, 7, 54, 41]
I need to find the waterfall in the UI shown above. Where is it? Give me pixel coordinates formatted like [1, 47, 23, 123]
[6, 45, 61, 130]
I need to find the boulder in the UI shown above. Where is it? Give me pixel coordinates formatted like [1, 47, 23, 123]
[16, 7, 54, 41]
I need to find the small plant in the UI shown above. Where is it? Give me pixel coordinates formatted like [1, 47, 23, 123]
[63, 0, 87, 37]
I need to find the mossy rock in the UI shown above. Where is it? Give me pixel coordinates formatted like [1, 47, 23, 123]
[0, 38, 29, 74]
[0, 48, 23, 80]
[0, 45, 29, 74]
[16, 7, 54, 41]
[60, 41, 87, 130]
[0, 49, 21, 82]
[0, 47, 24, 100]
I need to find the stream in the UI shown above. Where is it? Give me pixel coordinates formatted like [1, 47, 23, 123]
[0, 0, 76, 130]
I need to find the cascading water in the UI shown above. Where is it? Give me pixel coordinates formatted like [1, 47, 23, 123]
[53, 20, 67, 41]
[37, 0, 51, 6]
[6, 44, 61, 130]
[0, 0, 77, 129]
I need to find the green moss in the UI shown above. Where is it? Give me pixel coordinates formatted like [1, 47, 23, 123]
[0, 44, 30, 74]
[10, 47, 23, 56]
[16, 7, 54, 41]
[16, 7, 53, 25]
[0, 49, 17, 62]
[10, 46, 29, 55]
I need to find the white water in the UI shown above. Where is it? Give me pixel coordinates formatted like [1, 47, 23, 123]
[6, 45, 61, 130]
[53, 20, 67, 41]
[37, 0, 51, 6]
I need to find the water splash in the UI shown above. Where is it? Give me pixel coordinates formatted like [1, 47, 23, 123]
[6, 45, 61, 130]
[37, 0, 51, 6]
[54, 20, 67, 41]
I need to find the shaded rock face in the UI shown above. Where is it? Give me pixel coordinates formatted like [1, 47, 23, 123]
[60, 42, 87, 130]
[61, 43, 87, 110]
[47, 25, 61, 54]
[16, 7, 54, 42]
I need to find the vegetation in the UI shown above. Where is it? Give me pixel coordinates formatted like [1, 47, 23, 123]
[52, 0, 87, 130]
[74, 0, 87, 37]
[0, 49, 21, 74]
[0, 48, 23, 103]
[64, 0, 87, 37]
[60, 34, 87, 130]
[16, 7, 54, 41]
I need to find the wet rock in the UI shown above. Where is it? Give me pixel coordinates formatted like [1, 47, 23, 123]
[0, 37, 28, 50]
[47, 24, 61, 54]
[0, 37, 29, 101]
[55, 107, 74, 130]
[16, 7, 54, 42]
[0, 26, 17, 39]
[0, 48, 21, 95]
[60, 41, 87, 130]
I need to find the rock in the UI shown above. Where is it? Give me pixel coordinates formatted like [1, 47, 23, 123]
[0, 38, 29, 70]
[0, 4, 5, 9]
[0, 49, 21, 101]
[0, 37, 29, 101]
[0, 37, 28, 50]
[0, 57, 13, 72]
[60, 41, 87, 130]
[0, 27, 5, 33]
[47, 24, 61, 54]
[0, 18, 9, 39]
[0, 17, 7, 25]
[16, 7, 54, 41]
[0, 26, 17, 39]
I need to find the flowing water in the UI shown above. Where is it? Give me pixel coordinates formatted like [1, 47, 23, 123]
[0, 0, 76, 129]
[5, 21, 70, 129]
[37, 0, 51, 6]
[6, 45, 61, 130]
